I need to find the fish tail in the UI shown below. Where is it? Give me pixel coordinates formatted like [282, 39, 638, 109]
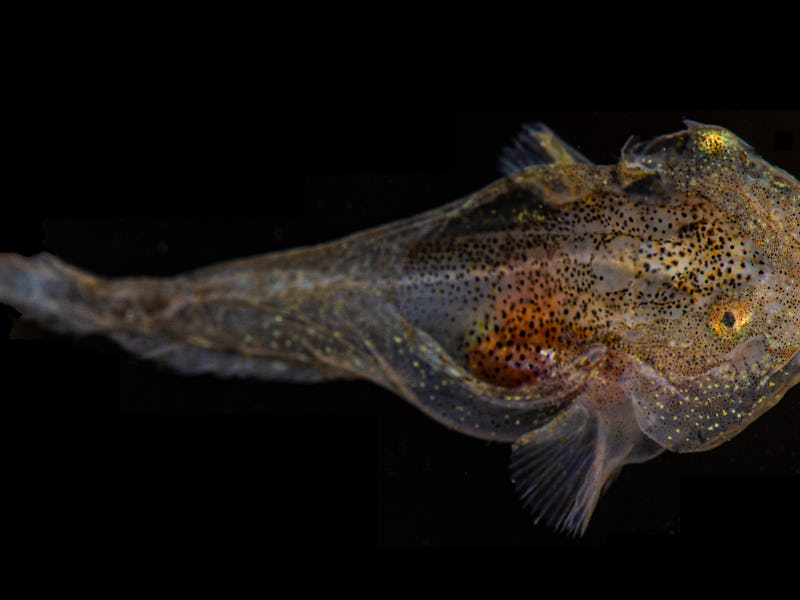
[0, 252, 111, 336]
[0, 251, 380, 384]
[0, 252, 190, 347]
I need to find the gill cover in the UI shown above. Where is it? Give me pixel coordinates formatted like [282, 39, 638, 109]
[625, 337, 799, 452]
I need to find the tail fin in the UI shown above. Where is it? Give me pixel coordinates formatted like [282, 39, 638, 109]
[0, 251, 380, 384]
[0, 253, 109, 336]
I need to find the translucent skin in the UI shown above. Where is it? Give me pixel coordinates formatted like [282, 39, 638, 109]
[394, 124, 799, 449]
[1, 122, 797, 535]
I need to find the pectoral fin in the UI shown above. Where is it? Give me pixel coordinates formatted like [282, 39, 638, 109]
[510, 396, 664, 536]
[510, 403, 605, 536]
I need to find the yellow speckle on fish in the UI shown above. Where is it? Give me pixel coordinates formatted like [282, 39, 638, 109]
[694, 129, 732, 156]
[188, 335, 213, 348]
[516, 208, 546, 223]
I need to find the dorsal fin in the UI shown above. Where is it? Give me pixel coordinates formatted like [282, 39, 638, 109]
[499, 123, 592, 175]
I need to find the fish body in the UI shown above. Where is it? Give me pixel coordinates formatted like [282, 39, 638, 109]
[2, 121, 798, 536]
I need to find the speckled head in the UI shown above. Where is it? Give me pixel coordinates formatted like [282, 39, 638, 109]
[620, 121, 800, 451]
[623, 120, 800, 274]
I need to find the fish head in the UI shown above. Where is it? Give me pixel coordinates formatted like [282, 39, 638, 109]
[623, 277, 800, 454]
[619, 122, 800, 452]
[622, 121, 800, 269]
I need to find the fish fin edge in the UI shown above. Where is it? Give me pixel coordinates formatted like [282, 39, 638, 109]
[510, 402, 605, 537]
[499, 123, 592, 175]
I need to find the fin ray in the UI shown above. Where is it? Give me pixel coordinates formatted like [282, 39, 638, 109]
[510, 389, 667, 536]
[510, 403, 601, 537]
[499, 123, 592, 175]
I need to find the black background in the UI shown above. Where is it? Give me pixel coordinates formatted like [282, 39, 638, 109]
[3, 108, 798, 546]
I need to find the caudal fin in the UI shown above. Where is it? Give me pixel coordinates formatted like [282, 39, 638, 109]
[0, 252, 108, 336]
[0, 251, 378, 384]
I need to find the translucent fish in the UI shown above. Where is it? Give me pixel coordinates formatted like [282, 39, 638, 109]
[2, 121, 798, 536]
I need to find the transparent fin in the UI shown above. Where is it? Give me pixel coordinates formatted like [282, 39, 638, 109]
[499, 123, 592, 175]
[510, 403, 602, 536]
[0, 252, 107, 336]
[510, 397, 664, 536]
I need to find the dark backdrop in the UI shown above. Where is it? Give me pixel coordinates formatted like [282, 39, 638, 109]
[2, 110, 798, 546]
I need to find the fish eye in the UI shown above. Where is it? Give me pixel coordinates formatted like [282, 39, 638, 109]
[710, 300, 751, 339]
[721, 311, 736, 329]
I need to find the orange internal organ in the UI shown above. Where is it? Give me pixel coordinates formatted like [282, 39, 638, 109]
[468, 296, 589, 388]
